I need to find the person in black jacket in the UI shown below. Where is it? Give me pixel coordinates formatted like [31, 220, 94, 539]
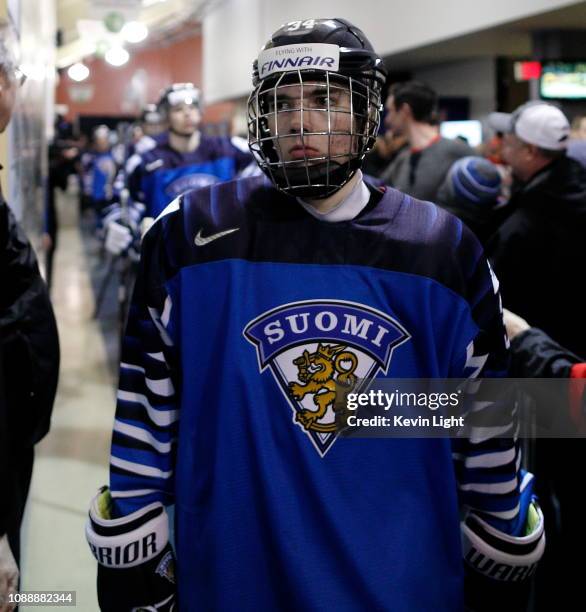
[486, 101, 586, 358]
[504, 308, 585, 379]
[44, 134, 79, 291]
[0, 20, 60, 610]
[503, 307, 586, 612]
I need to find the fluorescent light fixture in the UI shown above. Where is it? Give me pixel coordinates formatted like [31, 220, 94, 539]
[122, 21, 149, 44]
[105, 46, 130, 67]
[67, 62, 90, 82]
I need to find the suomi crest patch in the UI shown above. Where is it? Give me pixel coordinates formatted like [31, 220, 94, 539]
[244, 300, 410, 456]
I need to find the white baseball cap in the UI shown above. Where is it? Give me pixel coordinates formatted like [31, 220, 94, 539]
[489, 102, 570, 151]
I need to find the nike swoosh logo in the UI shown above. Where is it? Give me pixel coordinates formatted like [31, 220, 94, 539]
[194, 227, 239, 246]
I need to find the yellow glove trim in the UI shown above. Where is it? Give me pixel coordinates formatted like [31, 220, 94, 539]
[97, 487, 114, 520]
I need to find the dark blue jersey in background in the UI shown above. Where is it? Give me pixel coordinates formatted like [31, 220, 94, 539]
[80, 150, 117, 203]
[126, 133, 253, 218]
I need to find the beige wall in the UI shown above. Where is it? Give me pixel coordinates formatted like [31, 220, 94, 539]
[203, 0, 584, 103]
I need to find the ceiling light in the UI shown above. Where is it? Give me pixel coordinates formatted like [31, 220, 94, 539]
[67, 62, 90, 82]
[105, 46, 130, 67]
[122, 21, 148, 44]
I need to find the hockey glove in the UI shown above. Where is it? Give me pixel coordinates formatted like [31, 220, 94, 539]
[462, 472, 545, 611]
[86, 487, 176, 611]
[105, 221, 134, 256]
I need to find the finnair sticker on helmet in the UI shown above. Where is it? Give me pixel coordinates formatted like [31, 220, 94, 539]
[258, 43, 340, 80]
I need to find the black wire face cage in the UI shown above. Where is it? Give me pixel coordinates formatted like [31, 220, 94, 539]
[248, 70, 382, 199]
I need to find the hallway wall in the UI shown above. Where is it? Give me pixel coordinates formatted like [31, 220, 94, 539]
[0, 0, 55, 244]
[56, 32, 202, 120]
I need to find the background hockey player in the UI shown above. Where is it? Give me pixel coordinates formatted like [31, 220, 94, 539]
[102, 84, 254, 258]
[87, 18, 544, 611]
[101, 104, 166, 259]
[125, 82, 253, 220]
[138, 103, 166, 139]
[125, 103, 166, 163]
[79, 125, 117, 224]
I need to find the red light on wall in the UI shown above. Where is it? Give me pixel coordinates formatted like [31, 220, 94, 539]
[514, 61, 542, 81]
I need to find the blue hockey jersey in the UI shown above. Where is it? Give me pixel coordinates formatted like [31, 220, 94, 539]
[126, 132, 253, 218]
[80, 150, 117, 203]
[110, 177, 520, 611]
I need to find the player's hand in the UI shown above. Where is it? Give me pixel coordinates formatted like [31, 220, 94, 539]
[105, 221, 133, 256]
[0, 534, 18, 612]
[502, 308, 530, 341]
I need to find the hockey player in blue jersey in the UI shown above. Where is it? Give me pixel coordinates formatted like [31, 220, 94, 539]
[86, 18, 545, 611]
[137, 103, 165, 142]
[103, 87, 253, 257]
[125, 82, 253, 220]
[100, 105, 166, 257]
[80, 125, 117, 215]
[122, 104, 166, 165]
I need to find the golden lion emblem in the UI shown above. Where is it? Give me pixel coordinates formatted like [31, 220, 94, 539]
[288, 343, 358, 432]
